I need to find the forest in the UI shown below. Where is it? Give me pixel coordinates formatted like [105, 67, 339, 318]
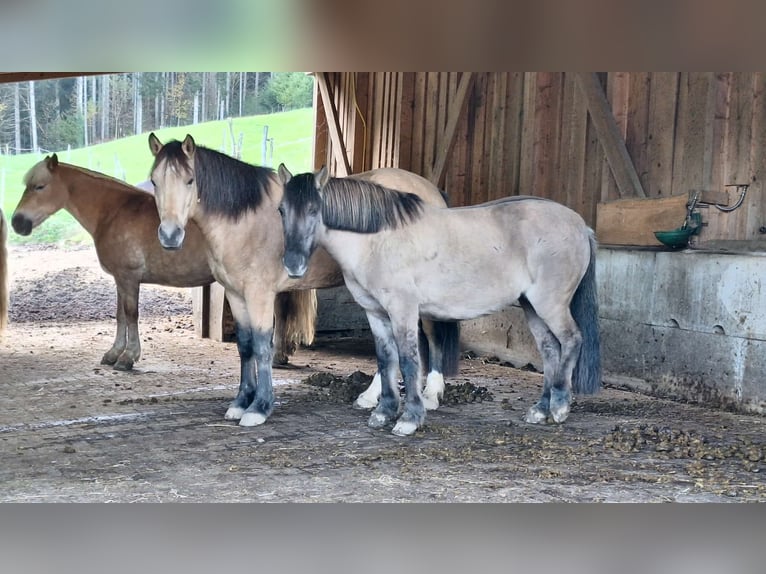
[0, 72, 315, 154]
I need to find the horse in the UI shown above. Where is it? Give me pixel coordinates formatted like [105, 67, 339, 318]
[11, 154, 316, 370]
[147, 133, 459, 427]
[0, 207, 8, 336]
[278, 165, 602, 436]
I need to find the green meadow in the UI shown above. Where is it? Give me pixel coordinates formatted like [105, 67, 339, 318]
[0, 108, 314, 245]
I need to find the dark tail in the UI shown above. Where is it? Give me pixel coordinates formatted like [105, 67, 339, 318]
[421, 320, 461, 377]
[571, 232, 601, 394]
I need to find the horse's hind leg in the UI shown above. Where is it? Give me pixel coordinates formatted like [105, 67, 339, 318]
[523, 295, 582, 424]
[272, 292, 295, 366]
[114, 283, 141, 371]
[366, 313, 403, 430]
[102, 290, 128, 366]
[519, 297, 561, 424]
[391, 315, 426, 436]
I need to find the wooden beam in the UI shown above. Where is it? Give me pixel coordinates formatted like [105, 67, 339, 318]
[429, 72, 475, 186]
[316, 72, 351, 177]
[576, 72, 646, 198]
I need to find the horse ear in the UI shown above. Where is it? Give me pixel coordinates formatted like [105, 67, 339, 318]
[148, 133, 163, 156]
[181, 134, 196, 159]
[277, 163, 292, 185]
[47, 153, 59, 169]
[314, 166, 330, 190]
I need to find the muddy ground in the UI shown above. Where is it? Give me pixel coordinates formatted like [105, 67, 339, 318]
[0, 244, 764, 502]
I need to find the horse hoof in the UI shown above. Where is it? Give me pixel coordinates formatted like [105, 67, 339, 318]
[368, 412, 390, 429]
[391, 421, 418, 436]
[100, 356, 118, 366]
[354, 394, 378, 410]
[225, 406, 245, 421]
[239, 412, 268, 427]
[421, 395, 440, 411]
[113, 361, 134, 372]
[524, 405, 548, 424]
[550, 406, 570, 424]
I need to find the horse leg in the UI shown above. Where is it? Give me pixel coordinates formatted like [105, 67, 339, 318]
[224, 294, 257, 421]
[366, 312, 403, 430]
[418, 319, 443, 410]
[391, 314, 426, 436]
[114, 282, 141, 371]
[101, 289, 128, 366]
[519, 297, 561, 424]
[239, 293, 277, 427]
[524, 294, 582, 424]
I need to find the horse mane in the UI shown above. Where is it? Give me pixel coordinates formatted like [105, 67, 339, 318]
[152, 140, 275, 219]
[320, 177, 425, 233]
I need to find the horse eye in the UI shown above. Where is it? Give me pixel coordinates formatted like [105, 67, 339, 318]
[277, 206, 285, 217]
[186, 178, 194, 186]
[150, 180, 156, 188]
[34, 184, 45, 191]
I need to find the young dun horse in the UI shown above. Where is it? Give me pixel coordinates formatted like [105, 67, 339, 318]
[11, 154, 315, 370]
[148, 133, 458, 427]
[0, 207, 8, 336]
[278, 165, 601, 436]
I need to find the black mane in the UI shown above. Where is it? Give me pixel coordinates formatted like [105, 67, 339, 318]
[288, 175, 425, 233]
[152, 140, 275, 219]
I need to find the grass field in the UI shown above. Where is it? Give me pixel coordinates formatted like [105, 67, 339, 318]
[0, 108, 314, 245]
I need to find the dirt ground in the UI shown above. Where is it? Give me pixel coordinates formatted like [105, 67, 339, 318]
[0, 244, 764, 502]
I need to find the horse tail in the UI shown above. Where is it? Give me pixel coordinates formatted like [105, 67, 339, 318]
[0, 209, 8, 335]
[419, 319, 461, 377]
[280, 288, 318, 349]
[433, 320, 461, 377]
[571, 231, 601, 395]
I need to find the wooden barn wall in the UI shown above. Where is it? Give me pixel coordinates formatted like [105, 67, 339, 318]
[315, 72, 766, 241]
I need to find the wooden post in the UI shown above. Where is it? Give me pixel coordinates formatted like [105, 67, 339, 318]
[576, 72, 646, 198]
[316, 72, 351, 176]
[429, 72, 474, 186]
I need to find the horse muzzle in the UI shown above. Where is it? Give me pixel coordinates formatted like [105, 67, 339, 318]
[283, 252, 308, 278]
[11, 213, 33, 236]
[157, 222, 186, 250]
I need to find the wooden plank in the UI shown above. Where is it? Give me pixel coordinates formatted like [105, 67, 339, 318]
[208, 282, 229, 342]
[423, 73, 440, 177]
[429, 72, 475, 186]
[312, 77, 329, 170]
[599, 73, 628, 202]
[647, 72, 679, 197]
[468, 73, 488, 203]
[503, 72, 524, 196]
[191, 286, 210, 339]
[351, 72, 370, 173]
[747, 73, 766, 239]
[561, 73, 588, 211]
[410, 73, 427, 175]
[576, 72, 646, 198]
[625, 73, 650, 196]
[695, 189, 731, 205]
[488, 73, 508, 200]
[596, 194, 690, 246]
[726, 73, 755, 240]
[316, 72, 351, 176]
[519, 72, 537, 194]
[397, 73, 415, 171]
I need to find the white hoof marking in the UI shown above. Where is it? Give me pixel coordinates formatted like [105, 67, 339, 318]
[524, 406, 548, 424]
[239, 412, 267, 427]
[355, 373, 382, 409]
[225, 406, 245, 421]
[422, 371, 444, 411]
[392, 421, 418, 436]
[550, 406, 570, 424]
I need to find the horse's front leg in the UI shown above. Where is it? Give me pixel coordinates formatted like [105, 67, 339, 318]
[239, 293, 277, 427]
[224, 293, 258, 421]
[391, 315, 425, 437]
[365, 312, 402, 430]
[101, 287, 128, 367]
[114, 282, 141, 371]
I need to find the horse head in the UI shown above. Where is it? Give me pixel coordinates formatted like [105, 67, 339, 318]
[277, 164, 329, 278]
[148, 132, 199, 250]
[12, 154, 66, 236]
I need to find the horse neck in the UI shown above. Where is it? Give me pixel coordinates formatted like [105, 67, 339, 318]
[60, 166, 130, 236]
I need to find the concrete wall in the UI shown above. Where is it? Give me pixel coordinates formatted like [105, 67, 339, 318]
[318, 247, 766, 414]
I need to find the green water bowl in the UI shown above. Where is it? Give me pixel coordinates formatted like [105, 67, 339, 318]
[654, 227, 696, 248]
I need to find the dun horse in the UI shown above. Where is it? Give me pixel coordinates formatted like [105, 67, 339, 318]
[278, 165, 601, 436]
[11, 155, 315, 369]
[0, 208, 8, 335]
[148, 133, 458, 427]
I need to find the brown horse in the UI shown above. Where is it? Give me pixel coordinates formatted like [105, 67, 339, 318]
[0, 207, 8, 335]
[148, 133, 458, 427]
[11, 154, 316, 370]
